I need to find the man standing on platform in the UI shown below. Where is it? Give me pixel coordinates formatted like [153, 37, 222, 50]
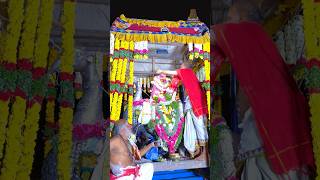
[157, 61, 209, 160]
[212, 0, 315, 179]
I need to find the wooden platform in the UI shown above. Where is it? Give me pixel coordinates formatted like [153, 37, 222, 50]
[137, 159, 208, 172]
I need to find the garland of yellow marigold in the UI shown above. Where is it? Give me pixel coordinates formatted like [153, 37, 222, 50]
[1, 0, 39, 179]
[57, 1, 75, 179]
[110, 39, 120, 118]
[302, 0, 320, 179]
[44, 48, 58, 158]
[203, 42, 210, 120]
[110, 39, 123, 121]
[115, 41, 129, 120]
[0, 0, 24, 162]
[16, 0, 55, 178]
[127, 41, 135, 124]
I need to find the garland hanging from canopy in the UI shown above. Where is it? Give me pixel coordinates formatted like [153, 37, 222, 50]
[0, 0, 25, 165]
[302, 0, 320, 178]
[17, 0, 55, 178]
[57, 0, 76, 179]
[1, 0, 38, 178]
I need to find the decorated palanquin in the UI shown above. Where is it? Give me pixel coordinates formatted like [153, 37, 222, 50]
[110, 14, 210, 122]
[109, 14, 210, 157]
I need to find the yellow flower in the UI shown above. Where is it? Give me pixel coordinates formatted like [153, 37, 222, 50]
[302, 1, 320, 178]
[17, 0, 55, 177]
[1, 0, 40, 178]
[0, 100, 9, 160]
[309, 93, 320, 179]
[34, 0, 55, 68]
[56, 1, 75, 180]
[128, 95, 133, 124]
[1, 0, 25, 63]
[17, 104, 41, 179]
[0, 97, 26, 179]
[0, 0, 25, 161]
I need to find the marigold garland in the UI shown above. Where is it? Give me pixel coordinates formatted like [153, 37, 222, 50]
[57, 1, 75, 180]
[44, 48, 58, 158]
[0, 0, 24, 162]
[1, 0, 38, 178]
[58, 108, 74, 180]
[111, 40, 130, 121]
[17, 104, 41, 178]
[110, 58, 123, 121]
[17, 0, 55, 178]
[302, 0, 318, 59]
[309, 93, 320, 179]
[113, 15, 210, 44]
[110, 39, 120, 116]
[127, 41, 135, 124]
[1, 0, 24, 63]
[110, 58, 118, 112]
[0, 101, 9, 160]
[116, 58, 128, 120]
[302, 0, 320, 179]
[203, 42, 210, 120]
[0, 97, 25, 179]
[112, 32, 210, 45]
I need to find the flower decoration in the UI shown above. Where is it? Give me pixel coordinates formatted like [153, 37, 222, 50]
[57, 1, 76, 179]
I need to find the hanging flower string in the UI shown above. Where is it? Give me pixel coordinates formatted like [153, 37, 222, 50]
[302, 0, 320, 178]
[203, 42, 210, 120]
[128, 41, 135, 124]
[0, 0, 25, 163]
[115, 41, 129, 120]
[44, 48, 58, 158]
[110, 38, 120, 113]
[1, 0, 39, 179]
[17, 0, 55, 178]
[57, 1, 76, 179]
[110, 39, 122, 121]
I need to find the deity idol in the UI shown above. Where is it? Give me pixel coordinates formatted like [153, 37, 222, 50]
[141, 74, 184, 156]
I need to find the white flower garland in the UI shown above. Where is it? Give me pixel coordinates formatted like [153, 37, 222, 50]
[274, 31, 286, 59]
[110, 33, 115, 55]
[274, 15, 305, 64]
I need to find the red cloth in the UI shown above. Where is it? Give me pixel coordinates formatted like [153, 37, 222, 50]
[110, 166, 140, 180]
[177, 68, 208, 117]
[212, 22, 315, 174]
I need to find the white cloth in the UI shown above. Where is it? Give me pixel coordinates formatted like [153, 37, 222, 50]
[239, 108, 263, 154]
[138, 101, 155, 125]
[183, 96, 208, 154]
[239, 108, 310, 180]
[115, 163, 154, 180]
[241, 155, 310, 180]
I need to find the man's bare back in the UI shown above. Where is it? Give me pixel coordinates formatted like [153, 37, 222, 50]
[110, 136, 135, 168]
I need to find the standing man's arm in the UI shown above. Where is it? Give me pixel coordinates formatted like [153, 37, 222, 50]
[156, 69, 178, 76]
